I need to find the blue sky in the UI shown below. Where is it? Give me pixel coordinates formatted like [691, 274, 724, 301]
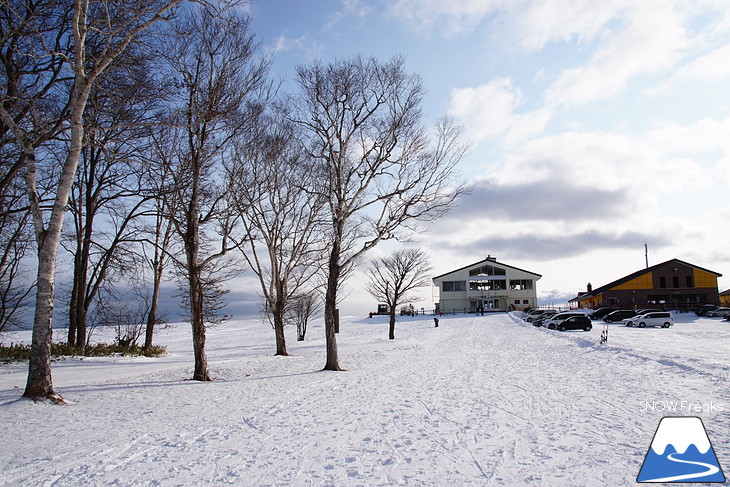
[245, 0, 730, 312]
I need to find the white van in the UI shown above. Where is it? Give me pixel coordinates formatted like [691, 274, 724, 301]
[631, 312, 674, 328]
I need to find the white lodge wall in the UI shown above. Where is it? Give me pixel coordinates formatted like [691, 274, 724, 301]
[433, 257, 541, 313]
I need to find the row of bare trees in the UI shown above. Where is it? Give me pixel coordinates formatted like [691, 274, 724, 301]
[1, 0, 468, 402]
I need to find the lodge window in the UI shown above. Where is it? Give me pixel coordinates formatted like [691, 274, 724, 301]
[470, 280, 506, 291]
[686, 276, 693, 287]
[443, 281, 465, 292]
[469, 265, 506, 277]
[509, 279, 533, 290]
[673, 276, 680, 288]
[659, 277, 666, 288]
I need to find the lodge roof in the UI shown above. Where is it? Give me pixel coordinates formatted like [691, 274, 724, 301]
[433, 256, 542, 281]
[569, 258, 722, 303]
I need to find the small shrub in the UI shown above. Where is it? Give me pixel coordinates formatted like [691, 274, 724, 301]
[0, 343, 31, 362]
[0, 342, 166, 363]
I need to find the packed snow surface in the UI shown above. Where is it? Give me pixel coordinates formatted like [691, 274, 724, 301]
[1, 312, 728, 486]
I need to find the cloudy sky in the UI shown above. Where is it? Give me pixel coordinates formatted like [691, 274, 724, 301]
[246, 0, 730, 311]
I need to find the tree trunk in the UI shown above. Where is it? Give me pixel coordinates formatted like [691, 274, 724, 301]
[323, 242, 341, 371]
[185, 164, 211, 381]
[67, 243, 82, 345]
[273, 308, 288, 356]
[23, 236, 62, 402]
[144, 262, 162, 350]
[389, 311, 396, 340]
[24, 70, 90, 401]
[190, 277, 210, 380]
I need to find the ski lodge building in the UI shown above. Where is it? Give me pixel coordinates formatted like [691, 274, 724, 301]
[432, 256, 541, 313]
[569, 258, 722, 310]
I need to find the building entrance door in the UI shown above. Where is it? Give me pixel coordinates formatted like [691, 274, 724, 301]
[479, 298, 500, 310]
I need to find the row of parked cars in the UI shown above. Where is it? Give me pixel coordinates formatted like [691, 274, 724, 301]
[522, 309, 593, 331]
[693, 304, 730, 318]
[522, 307, 677, 331]
[588, 307, 674, 327]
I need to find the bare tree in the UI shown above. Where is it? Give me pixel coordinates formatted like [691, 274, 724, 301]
[292, 55, 469, 370]
[0, 201, 34, 334]
[1, 0, 186, 402]
[1, 1, 72, 337]
[64, 52, 161, 351]
[365, 248, 432, 340]
[288, 291, 321, 341]
[140, 145, 174, 351]
[161, 7, 269, 380]
[229, 112, 326, 356]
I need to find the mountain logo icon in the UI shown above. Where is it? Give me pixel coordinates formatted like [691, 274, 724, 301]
[637, 416, 725, 483]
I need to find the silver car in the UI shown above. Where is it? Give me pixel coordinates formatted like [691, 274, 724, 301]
[628, 312, 674, 328]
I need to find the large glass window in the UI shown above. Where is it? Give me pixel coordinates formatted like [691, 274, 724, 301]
[469, 265, 506, 277]
[470, 279, 506, 291]
[510, 279, 533, 290]
[442, 281, 465, 292]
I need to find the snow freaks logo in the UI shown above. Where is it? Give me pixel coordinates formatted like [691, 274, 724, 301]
[637, 416, 725, 483]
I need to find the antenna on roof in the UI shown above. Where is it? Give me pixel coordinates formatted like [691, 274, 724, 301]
[644, 242, 649, 268]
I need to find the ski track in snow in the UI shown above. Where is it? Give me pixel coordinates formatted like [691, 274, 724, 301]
[1, 312, 728, 486]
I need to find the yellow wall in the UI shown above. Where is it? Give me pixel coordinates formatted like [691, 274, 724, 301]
[576, 295, 602, 308]
[694, 269, 718, 288]
[612, 272, 653, 290]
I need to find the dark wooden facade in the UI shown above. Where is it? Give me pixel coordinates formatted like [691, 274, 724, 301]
[570, 259, 722, 310]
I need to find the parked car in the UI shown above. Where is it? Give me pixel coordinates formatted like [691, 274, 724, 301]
[603, 309, 643, 323]
[622, 310, 654, 326]
[694, 304, 719, 316]
[532, 310, 560, 326]
[588, 307, 620, 320]
[623, 310, 650, 326]
[554, 315, 593, 331]
[522, 308, 543, 319]
[543, 312, 586, 329]
[523, 309, 557, 323]
[629, 312, 674, 328]
[706, 307, 730, 317]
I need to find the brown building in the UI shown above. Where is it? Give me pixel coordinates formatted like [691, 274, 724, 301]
[570, 258, 722, 311]
[720, 289, 730, 307]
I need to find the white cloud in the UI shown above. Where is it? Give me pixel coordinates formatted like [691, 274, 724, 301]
[324, 0, 373, 30]
[386, 0, 507, 37]
[448, 78, 552, 145]
[647, 44, 730, 95]
[507, 0, 630, 50]
[545, 2, 690, 106]
[270, 34, 323, 59]
[389, 0, 728, 107]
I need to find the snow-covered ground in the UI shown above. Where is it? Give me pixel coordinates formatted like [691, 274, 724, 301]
[1, 311, 728, 486]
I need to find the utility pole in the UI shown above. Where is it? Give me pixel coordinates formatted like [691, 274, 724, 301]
[645, 243, 649, 268]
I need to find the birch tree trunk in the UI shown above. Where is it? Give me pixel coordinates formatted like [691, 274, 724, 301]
[24, 82, 89, 401]
[16, 0, 184, 402]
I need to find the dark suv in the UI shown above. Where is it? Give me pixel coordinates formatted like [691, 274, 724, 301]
[555, 315, 593, 331]
[588, 307, 619, 320]
[603, 309, 642, 323]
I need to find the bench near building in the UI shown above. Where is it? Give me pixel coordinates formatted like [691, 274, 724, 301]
[569, 258, 722, 311]
[432, 256, 541, 313]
